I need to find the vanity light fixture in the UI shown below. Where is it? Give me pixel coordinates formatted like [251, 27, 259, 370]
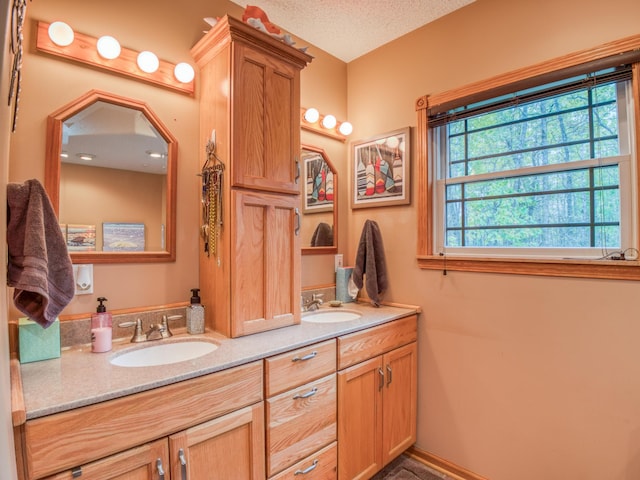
[36, 21, 195, 95]
[48, 21, 74, 47]
[96, 35, 121, 60]
[174, 62, 195, 84]
[301, 107, 352, 142]
[137, 51, 159, 73]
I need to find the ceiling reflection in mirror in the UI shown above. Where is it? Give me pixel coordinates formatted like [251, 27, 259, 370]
[301, 145, 338, 254]
[46, 90, 177, 263]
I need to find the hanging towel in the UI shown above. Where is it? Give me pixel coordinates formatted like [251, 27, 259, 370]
[7, 179, 74, 328]
[351, 219, 388, 307]
[310, 222, 333, 247]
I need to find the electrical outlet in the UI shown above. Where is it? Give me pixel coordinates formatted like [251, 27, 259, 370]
[334, 254, 344, 272]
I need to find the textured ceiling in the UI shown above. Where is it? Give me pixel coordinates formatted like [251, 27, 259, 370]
[229, 0, 475, 62]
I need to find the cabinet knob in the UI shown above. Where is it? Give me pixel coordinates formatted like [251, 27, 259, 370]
[386, 365, 393, 386]
[378, 367, 385, 391]
[295, 208, 301, 235]
[156, 458, 165, 480]
[179, 448, 187, 480]
[295, 157, 301, 183]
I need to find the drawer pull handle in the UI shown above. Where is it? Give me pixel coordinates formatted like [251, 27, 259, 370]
[295, 208, 301, 235]
[179, 448, 187, 480]
[295, 459, 318, 475]
[293, 387, 318, 400]
[386, 364, 393, 386]
[156, 458, 165, 480]
[378, 367, 384, 391]
[292, 351, 317, 362]
[295, 157, 301, 183]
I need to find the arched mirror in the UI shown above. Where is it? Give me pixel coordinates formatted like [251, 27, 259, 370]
[301, 144, 338, 255]
[45, 90, 177, 263]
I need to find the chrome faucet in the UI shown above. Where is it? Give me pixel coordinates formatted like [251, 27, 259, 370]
[302, 293, 324, 312]
[119, 316, 181, 343]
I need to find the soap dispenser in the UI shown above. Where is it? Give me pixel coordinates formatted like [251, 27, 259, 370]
[91, 297, 112, 353]
[186, 288, 205, 334]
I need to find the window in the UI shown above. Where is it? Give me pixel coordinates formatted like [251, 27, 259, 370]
[416, 37, 640, 279]
[432, 70, 633, 259]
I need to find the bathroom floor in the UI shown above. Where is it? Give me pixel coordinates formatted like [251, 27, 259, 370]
[372, 455, 456, 480]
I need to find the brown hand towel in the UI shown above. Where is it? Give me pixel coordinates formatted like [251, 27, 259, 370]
[7, 179, 74, 328]
[351, 219, 388, 307]
[310, 222, 333, 247]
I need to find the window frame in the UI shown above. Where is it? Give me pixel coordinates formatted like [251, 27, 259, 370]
[416, 35, 640, 280]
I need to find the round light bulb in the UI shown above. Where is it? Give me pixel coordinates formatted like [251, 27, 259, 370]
[174, 62, 195, 83]
[338, 121, 353, 136]
[48, 21, 74, 47]
[322, 114, 337, 129]
[304, 108, 319, 123]
[96, 36, 121, 59]
[137, 51, 159, 73]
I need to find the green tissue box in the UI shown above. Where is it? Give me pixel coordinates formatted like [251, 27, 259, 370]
[18, 317, 61, 363]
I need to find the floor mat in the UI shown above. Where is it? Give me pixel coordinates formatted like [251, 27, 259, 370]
[371, 455, 451, 480]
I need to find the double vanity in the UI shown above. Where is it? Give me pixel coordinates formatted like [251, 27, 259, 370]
[15, 302, 419, 479]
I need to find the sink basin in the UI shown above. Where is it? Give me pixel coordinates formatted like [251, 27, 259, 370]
[302, 309, 362, 324]
[110, 339, 218, 367]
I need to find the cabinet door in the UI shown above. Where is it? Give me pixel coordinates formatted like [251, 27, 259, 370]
[232, 43, 301, 194]
[169, 402, 265, 480]
[43, 439, 169, 480]
[382, 342, 418, 465]
[231, 189, 301, 337]
[337, 356, 383, 480]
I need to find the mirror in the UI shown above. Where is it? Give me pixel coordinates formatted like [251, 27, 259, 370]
[300, 144, 338, 255]
[45, 90, 177, 263]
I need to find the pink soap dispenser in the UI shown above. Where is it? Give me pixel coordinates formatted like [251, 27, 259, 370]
[91, 297, 112, 353]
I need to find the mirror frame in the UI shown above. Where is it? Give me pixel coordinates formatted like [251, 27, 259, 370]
[45, 89, 177, 263]
[301, 144, 338, 255]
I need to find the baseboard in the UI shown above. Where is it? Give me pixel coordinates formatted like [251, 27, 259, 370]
[406, 446, 489, 480]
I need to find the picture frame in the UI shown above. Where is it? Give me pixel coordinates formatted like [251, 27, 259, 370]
[302, 148, 335, 214]
[350, 127, 411, 209]
[103, 223, 145, 252]
[66, 224, 96, 252]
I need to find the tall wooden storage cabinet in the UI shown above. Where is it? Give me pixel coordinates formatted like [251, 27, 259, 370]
[191, 15, 312, 338]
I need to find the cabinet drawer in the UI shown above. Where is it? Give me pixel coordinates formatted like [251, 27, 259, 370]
[337, 315, 417, 370]
[265, 339, 336, 396]
[266, 374, 336, 477]
[25, 361, 263, 479]
[269, 442, 337, 480]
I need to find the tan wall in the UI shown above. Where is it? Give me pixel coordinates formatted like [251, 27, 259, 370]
[346, 0, 640, 478]
[11, 0, 346, 314]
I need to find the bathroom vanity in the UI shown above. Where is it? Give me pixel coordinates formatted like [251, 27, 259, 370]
[13, 303, 418, 479]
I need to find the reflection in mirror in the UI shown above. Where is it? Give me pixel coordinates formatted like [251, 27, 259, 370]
[301, 144, 338, 255]
[45, 90, 177, 263]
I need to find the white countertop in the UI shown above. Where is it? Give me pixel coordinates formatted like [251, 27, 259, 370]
[20, 302, 418, 420]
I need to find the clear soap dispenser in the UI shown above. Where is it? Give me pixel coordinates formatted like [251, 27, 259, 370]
[91, 297, 112, 353]
[186, 288, 205, 334]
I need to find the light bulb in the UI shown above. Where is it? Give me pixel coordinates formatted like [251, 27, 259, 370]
[338, 121, 353, 136]
[322, 114, 337, 129]
[96, 36, 121, 59]
[137, 51, 159, 73]
[48, 21, 74, 47]
[174, 62, 195, 83]
[304, 108, 320, 123]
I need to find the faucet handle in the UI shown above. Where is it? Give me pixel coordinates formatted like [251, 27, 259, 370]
[160, 314, 182, 338]
[119, 318, 146, 343]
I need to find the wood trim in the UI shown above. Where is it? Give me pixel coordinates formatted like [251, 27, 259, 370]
[416, 35, 640, 280]
[10, 353, 25, 427]
[407, 446, 489, 480]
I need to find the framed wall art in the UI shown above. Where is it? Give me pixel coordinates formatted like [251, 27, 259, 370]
[350, 127, 410, 209]
[103, 222, 145, 252]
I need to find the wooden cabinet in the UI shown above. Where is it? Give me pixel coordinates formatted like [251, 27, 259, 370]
[168, 403, 265, 480]
[191, 15, 312, 338]
[26, 361, 263, 479]
[337, 316, 418, 480]
[265, 340, 337, 478]
[43, 439, 169, 480]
